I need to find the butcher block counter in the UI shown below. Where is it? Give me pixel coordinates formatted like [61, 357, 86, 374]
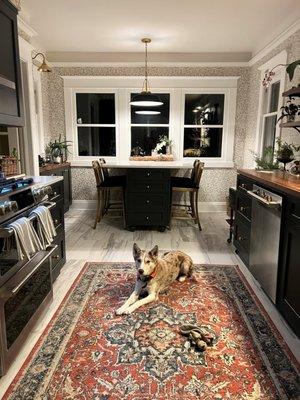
[237, 169, 300, 197]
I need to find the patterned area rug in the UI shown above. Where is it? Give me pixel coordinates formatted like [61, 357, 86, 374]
[4, 263, 300, 400]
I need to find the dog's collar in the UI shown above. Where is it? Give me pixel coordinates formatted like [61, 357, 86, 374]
[150, 268, 157, 279]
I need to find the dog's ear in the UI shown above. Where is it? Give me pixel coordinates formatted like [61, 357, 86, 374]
[149, 245, 158, 259]
[133, 243, 141, 258]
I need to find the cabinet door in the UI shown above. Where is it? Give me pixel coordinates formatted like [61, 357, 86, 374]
[0, 0, 23, 126]
[277, 198, 300, 337]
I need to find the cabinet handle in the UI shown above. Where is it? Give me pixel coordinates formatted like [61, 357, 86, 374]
[52, 254, 60, 260]
[237, 235, 244, 241]
[54, 192, 57, 196]
[54, 219, 59, 224]
[145, 216, 150, 221]
[146, 185, 150, 189]
[240, 206, 248, 212]
[146, 172, 151, 177]
[146, 200, 150, 204]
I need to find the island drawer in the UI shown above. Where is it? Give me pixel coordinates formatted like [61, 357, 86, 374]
[127, 169, 169, 181]
[126, 194, 168, 211]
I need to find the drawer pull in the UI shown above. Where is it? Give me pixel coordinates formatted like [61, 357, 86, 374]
[145, 216, 150, 221]
[240, 206, 248, 212]
[237, 235, 245, 242]
[146, 172, 151, 177]
[54, 219, 59, 224]
[53, 192, 57, 196]
[146, 200, 150, 204]
[52, 254, 60, 260]
[146, 185, 150, 189]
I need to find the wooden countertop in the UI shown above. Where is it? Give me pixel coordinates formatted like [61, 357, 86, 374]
[238, 169, 300, 197]
[39, 162, 71, 173]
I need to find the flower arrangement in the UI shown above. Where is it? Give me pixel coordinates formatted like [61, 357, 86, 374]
[154, 135, 173, 154]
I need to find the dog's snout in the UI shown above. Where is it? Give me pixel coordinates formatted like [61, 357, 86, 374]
[138, 269, 144, 274]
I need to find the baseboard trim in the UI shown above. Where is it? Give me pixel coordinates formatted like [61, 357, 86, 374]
[71, 200, 227, 212]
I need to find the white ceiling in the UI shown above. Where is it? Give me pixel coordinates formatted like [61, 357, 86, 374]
[22, 0, 300, 57]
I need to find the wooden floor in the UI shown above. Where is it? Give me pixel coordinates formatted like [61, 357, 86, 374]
[0, 209, 299, 397]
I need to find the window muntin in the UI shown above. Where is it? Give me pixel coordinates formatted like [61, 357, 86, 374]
[75, 93, 116, 157]
[183, 93, 225, 158]
[130, 93, 170, 155]
[260, 81, 280, 159]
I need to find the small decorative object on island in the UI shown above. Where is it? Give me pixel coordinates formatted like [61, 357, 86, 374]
[275, 138, 300, 171]
[154, 135, 173, 155]
[47, 135, 72, 163]
[252, 146, 279, 171]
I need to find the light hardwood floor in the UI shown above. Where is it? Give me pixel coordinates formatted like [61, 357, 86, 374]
[0, 209, 299, 398]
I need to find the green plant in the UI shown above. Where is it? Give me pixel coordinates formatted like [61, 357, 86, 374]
[158, 135, 172, 146]
[286, 59, 300, 81]
[47, 135, 72, 159]
[252, 147, 279, 171]
[276, 138, 300, 159]
[277, 99, 299, 123]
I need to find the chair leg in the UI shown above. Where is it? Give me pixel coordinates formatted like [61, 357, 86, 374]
[189, 191, 197, 223]
[94, 191, 102, 229]
[122, 188, 126, 228]
[195, 190, 202, 231]
[105, 189, 110, 213]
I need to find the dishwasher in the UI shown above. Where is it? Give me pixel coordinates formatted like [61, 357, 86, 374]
[247, 184, 282, 303]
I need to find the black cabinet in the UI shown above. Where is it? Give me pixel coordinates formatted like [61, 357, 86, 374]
[125, 168, 171, 231]
[48, 179, 66, 282]
[277, 197, 300, 336]
[233, 176, 253, 266]
[40, 164, 72, 213]
[0, 0, 23, 126]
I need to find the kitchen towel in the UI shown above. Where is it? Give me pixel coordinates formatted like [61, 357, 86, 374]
[30, 205, 57, 249]
[6, 217, 43, 260]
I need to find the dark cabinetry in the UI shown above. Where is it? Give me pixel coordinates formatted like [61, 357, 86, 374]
[233, 175, 253, 266]
[48, 180, 66, 281]
[0, 0, 23, 126]
[125, 168, 171, 231]
[40, 163, 72, 213]
[277, 197, 300, 336]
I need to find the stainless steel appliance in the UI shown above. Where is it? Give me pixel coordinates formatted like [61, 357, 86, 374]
[0, 177, 56, 376]
[248, 185, 282, 303]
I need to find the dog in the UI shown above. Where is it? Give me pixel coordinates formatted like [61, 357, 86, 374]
[116, 243, 193, 315]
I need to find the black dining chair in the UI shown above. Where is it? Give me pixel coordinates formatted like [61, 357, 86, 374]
[170, 160, 204, 230]
[92, 160, 126, 229]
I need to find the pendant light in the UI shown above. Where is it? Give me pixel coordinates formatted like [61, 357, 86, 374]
[130, 38, 163, 107]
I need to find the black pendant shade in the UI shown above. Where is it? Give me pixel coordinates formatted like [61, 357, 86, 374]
[129, 38, 164, 107]
[130, 92, 163, 107]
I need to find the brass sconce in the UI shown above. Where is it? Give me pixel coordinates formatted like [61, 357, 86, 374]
[32, 52, 52, 72]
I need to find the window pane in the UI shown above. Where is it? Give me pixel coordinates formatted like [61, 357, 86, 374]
[76, 93, 115, 124]
[131, 127, 169, 156]
[131, 93, 170, 124]
[77, 127, 116, 156]
[269, 81, 280, 113]
[262, 115, 277, 158]
[184, 94, 224, 125]
[183, 127, 222, 157]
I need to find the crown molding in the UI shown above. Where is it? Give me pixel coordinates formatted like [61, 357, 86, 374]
[17, 16, 38, 39]
[51, 61, 248, 68]
[249, 18, 300, 66]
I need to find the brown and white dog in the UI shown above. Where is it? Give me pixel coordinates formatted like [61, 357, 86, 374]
[116, 243, 193, 315]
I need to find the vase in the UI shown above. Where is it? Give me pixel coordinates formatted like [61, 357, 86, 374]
[166, 145, 172, 155]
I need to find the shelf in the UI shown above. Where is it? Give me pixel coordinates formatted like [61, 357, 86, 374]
[282, 87, 300, 98]
[279, 121, 300, 133]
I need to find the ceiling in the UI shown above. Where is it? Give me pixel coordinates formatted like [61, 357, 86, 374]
[22, 0, 300, 58]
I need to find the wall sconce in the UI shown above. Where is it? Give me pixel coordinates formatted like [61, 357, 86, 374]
[32, 52, 52, 72]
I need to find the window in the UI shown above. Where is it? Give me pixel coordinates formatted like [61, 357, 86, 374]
[260, 81, 280, 159]
[64, 76, 238, 167]
[130, 93, 170, 155]
[76, 93, 116, 156]
[183, 93, 225, 157]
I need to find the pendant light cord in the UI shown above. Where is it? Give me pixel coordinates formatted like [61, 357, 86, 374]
[145, 40, 148, 92]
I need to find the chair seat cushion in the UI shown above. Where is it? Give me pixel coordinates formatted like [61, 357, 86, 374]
[171, 176, 198, 189]
[99, 175, 126, 188]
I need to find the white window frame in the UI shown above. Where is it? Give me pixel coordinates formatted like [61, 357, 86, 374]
[254, 50, 287, 163]
[64, 76, 238, 167]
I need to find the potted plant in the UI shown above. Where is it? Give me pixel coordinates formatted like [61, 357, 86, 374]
[47, 135, 72, 163]
[155, 135, 173, 155]
[277, 99, 299, 123]
[252, 146, 279, 171]
[276, 138, 300, 171]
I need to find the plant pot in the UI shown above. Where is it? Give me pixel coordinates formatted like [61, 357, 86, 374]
[52, 156, 62, 164]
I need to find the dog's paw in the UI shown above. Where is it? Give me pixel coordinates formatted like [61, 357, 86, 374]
[178, 276, 187, 282]
[122, 307, 134, 315]
[115, 307, 126, 315]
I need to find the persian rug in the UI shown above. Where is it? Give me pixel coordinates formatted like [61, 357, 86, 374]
[4, 263, 300, 400]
